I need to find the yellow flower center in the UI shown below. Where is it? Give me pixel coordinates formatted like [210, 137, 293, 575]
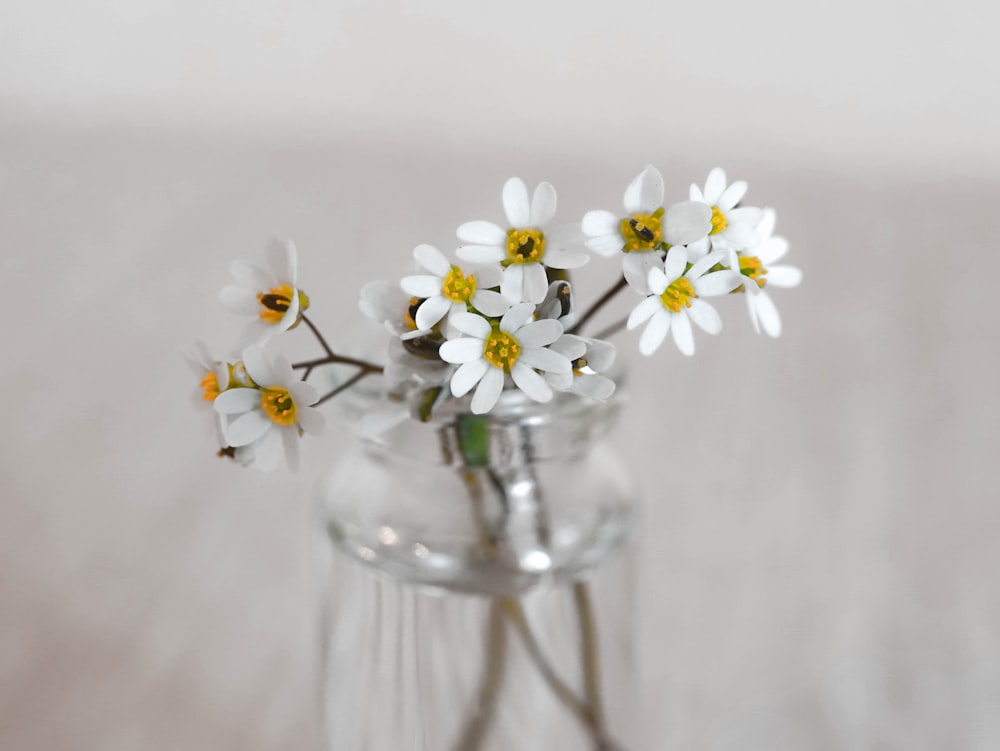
[261, 387, 297, 426]
[709, 206, 728, 235]
[659, 277, 696, 313]
[257, 284, 310, 325]
[200, 371, 220, 401]
[483, 328, 521, 371]
[505, 228, 546, 265]
[739, 255, 767, 287]
[403, 296, 423, 331]
[619, 208, 664, 252]
[442, 266, 477, 303]
[572, 356, 588, 377]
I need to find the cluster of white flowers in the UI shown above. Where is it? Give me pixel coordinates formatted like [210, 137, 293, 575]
[191, 166, 800, 470]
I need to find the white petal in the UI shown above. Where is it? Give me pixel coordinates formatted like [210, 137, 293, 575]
[522, 263, 549, 303]
[757, 236, 790, 265]
[510, 362, 553, 403]
[500, 302, 535, 333]
[226, 410, 272, 447]
[503, 177, 531, 227]
[543, 249, 589, 270]
[664, 201, 712, 246]
[530, 181, 557, 226]
[243, 345, 275, 386]
[688, 249, 729, 280]
[230, 260, 273, 290]
[414, 244, 452, 276]
[266, 237, 296, 284]
[440, 337, 486, 364]
[623, 252, 660, 293]
[627, 296, 663, 330]
[472, 264, 503, 289]
[639, 312, 670, 355]
[214, 387, 261, 414]
[746, 291, 761, 334]
[671, 312, 694, 355]
[500, 265, 524, 304]
[686, 298, 722, 334]
[276, 286, 300, 333]
[695, 270, 742, 297]
[400, 275, 443, 298]
[415, 294, 452, 330]
[754, 291, 782, 337]
[717, 180, 748, 211]
[684, 236, 712, 262]
[470, 289, 511, 317]
[721, 222, 760, 251]
[516, 318, 563, 348]
[220, 286, 261, 315]
[450, 312, 492, 338]
[664, 246, 688, 281]
[549, 334, 587, 360]
[518, 346, 570, 374]
[575, 374, 615, 402]
[703, 168, 727, 205]
[229, 320, 272, 354]
[767, 265, 802, 288]
[647, 266, 668, 295]
[585, 235, 625, 257]
[288, 380, 319, 407]
[252, 424, 283, 472]
[471, 367, 505, 413]
[457, 221, 507, 246]
[623, 165, 664, 215]
[451, 358, 489, 397]
[586, 338, 616, 371]
[546, 370, 574, 391]
[689, 183, 705, 203]
[457, 244, 506, 264]
[281, 427, 300, 473]
[297, 406, 325, 436]
[581, 210, 619, 239]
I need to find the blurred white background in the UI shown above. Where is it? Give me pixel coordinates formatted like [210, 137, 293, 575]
[2, 1, 999, 749]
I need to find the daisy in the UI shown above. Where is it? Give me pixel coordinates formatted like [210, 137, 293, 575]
[219, 238, 309, 351]
[689, 167, 764, 253]
[537, 280, 575, 328]
[727, 208, 803, 337]
[627, 247, 742, 356]
[359, 279, 434, 341]
[399, 244, 510, 331]
[438, 303, 571, 414]
[581, 165, 713, 291]
[456, 178, 588, 305]
[213, 345, 325, 472]
[545, 334, 616, 402]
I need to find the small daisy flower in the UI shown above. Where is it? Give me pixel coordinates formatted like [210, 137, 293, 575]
[689, 167, 764, 253]
[627, 247, 742, 356]
[220, 238, 309, 351]
[457, 178, 588, 305]
[359, 279, 434, 341]
[546, 334, 617, 402]
[399, 244, 510, 331]
[438, 303, 571, 414]
[727, 208, 803, 337]
[186, 341, 232, 408]
[582, 165, 713, 292]
[537, 280, 576, 328]
[213, 346, 325, 472]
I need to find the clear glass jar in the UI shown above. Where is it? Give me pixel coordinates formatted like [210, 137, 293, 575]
[314, 383, 639, 750]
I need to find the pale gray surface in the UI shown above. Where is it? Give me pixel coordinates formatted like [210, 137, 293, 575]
[2, 127, 998, 750]
[3, 0, 1000, 747]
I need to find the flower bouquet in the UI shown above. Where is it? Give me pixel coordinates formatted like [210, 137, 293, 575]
[189, 166, 801, 749]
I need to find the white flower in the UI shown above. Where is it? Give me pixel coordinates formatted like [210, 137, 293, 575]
[213, 346, 324, 472]
[582, 165, 713, 292]
[627, 247, 742, 356]
[689, 167, 764, 254]
[399, 244, 510, 332]
[359, 279, 433, 341]
[546, 334, 616, 402]
[727, 208, 803, 337]
[219, 238, 308, 352]
[438, 303, 571, 414]
[537, 280, 576, 328]
[456, 178, 588, 305]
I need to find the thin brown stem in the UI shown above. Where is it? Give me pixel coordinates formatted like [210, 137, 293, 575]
[314, 369, 371, 406]
[568, 278, 628, 336]
[300, 313, 335, 359]
[574, 582, 605, 735]
[592, 316, 628, 341]
[454, 600, 507, 751]
[292, 354, 384, 374]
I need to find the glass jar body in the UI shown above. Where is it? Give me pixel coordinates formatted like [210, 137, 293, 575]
[315, 388, 639, 750]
